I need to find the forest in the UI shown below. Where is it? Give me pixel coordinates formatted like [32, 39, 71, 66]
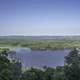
[0, 48, 80, 80]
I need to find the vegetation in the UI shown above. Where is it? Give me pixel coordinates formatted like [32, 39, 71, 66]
[1, 37, 80, 50]
[64, 48, 80, 80]
[0, 48, 80, 80]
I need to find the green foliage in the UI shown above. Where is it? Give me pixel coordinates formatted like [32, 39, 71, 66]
[0, 49, 11, 80]
[1, 38, 80, 50]
[10, 60, 22, 80]
[55, 66, 64, 80]
[64, 48, 80, 80]
[0, 49, 22, 80]
[44, 67, 55, 80]
[21, 68, 44, 80]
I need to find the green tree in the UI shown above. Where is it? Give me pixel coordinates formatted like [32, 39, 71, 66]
[64, 48, 80, 80]
[44, 67, 55, 80]
[0, 49, 11, 80]
[21, 67, 44, 80]
[54, 66, 64, 80]
[0, 49, 22, 80]
[10, 60, 22, 80]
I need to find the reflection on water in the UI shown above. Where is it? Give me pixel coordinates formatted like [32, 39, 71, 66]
[9, 48, 71, 68]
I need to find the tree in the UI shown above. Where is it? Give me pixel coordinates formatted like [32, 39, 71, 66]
[0, 49, 22, 80]
[44, 67, 55, 80]
[21, 67, 44, 80]
[10, 60, 22, 80]
[0, 49, 11, 80]
[64, 48, 80, 80]
[54, 66, 64, 80]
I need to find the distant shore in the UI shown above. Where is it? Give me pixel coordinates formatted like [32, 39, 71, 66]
[0, 46, 74, 51]
[0, 37, 80, 51]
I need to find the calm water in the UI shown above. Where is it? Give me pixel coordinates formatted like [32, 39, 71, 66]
[9, 48, 71, 68]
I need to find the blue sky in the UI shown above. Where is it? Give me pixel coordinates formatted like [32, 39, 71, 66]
[0, 0, 80, 36]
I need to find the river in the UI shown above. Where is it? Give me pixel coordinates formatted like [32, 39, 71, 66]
[9, 48, 71, 68]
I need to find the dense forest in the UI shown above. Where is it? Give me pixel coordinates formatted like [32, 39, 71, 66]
[0, 48, 80, 80]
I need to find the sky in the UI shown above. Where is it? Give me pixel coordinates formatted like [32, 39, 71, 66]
[0, 0, 80, 36]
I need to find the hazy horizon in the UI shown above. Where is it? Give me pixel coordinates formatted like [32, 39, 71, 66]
[0, 0, 80, 36]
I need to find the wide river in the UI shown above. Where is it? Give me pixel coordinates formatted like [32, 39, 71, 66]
[9, 48, 71, 68]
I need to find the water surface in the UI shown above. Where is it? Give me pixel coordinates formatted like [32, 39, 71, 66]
[9, 48, 71, 68]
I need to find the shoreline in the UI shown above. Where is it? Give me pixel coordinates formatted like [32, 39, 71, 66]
[0, 46, 73, 51]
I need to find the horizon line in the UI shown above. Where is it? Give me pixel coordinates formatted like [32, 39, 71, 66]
[1, 34, 80, 36]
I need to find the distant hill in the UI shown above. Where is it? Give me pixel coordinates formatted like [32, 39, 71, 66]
[0, 36, 80, 40]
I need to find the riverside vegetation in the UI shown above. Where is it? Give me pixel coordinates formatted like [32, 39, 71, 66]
[0, 48, 80, 80]
[1, 37, 80, 50]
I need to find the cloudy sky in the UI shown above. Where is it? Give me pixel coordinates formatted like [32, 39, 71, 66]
[0, 0, 80, 36]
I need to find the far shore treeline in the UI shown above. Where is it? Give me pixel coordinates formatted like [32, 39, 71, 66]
[0, 36, 80, 50]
